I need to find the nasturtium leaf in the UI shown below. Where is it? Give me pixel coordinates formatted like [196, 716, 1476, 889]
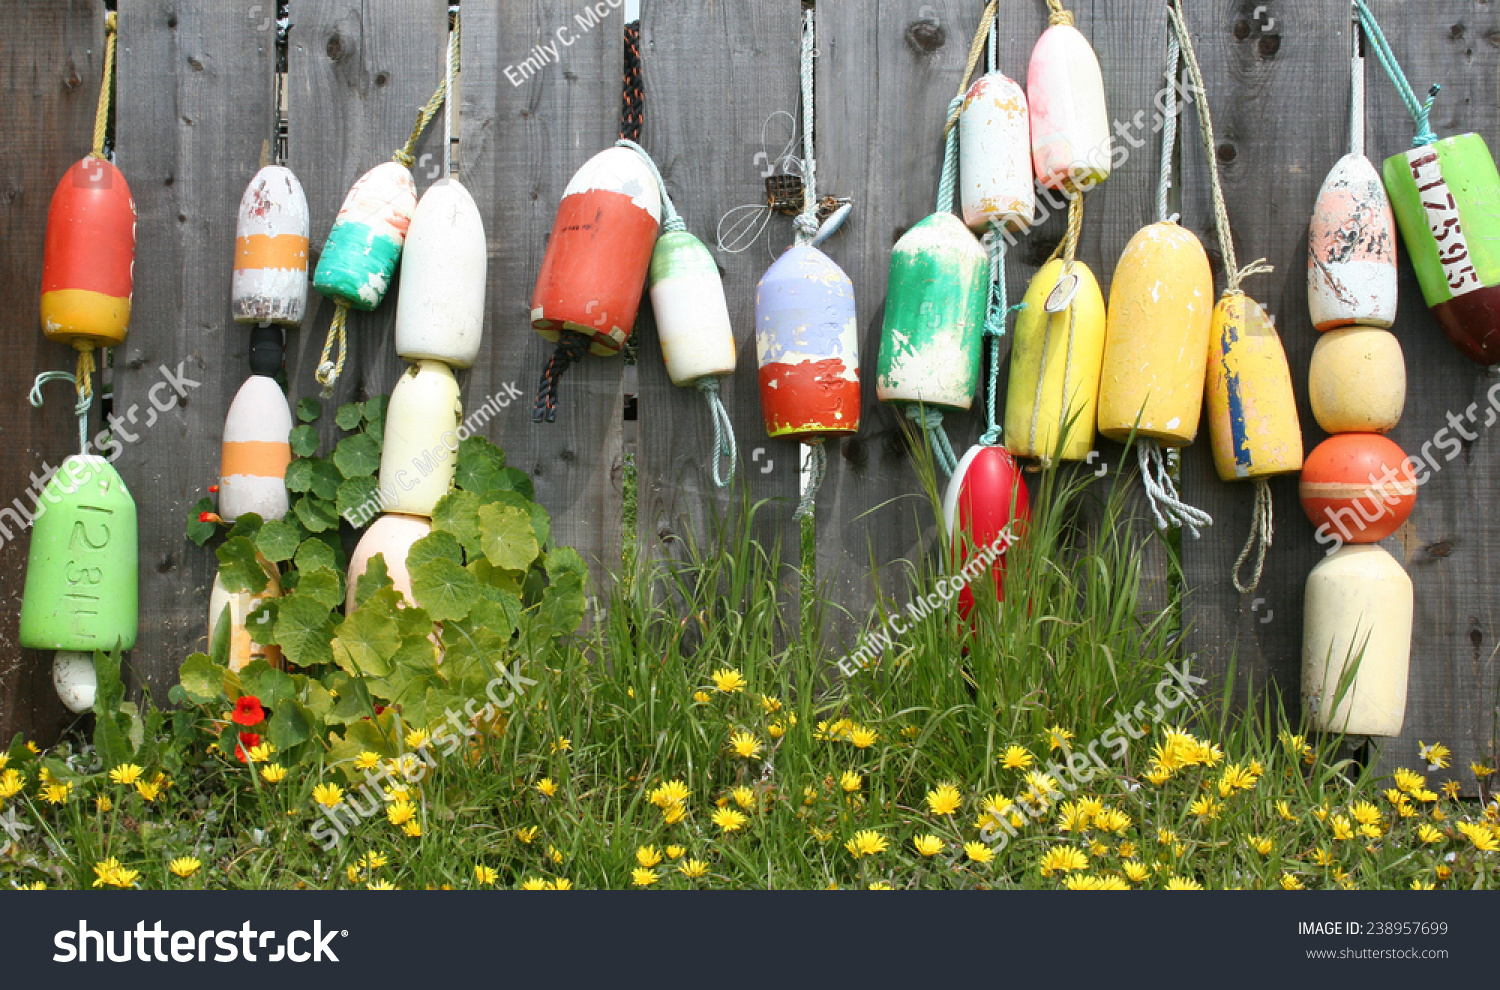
[302, 677, 334, 718]
[178, 652, 228, 705]
[284, 457, 316, 493]
[294, 536, 339, 574]
[333, 433, 381, 479]
[469, 557, 525, 596]
[238, 662, 295, 711]
[471, 593, 520, 642]
[245, 600, 279, 643]
[354, 555, 394, 608]
[256, 519, 303, 563]
[273, 594, 336, 668]
[289, 423, 320, 457]
[216, 536, 270, 594]
[293, 494, 340, 533]
[336, 475, 380, 524]
[333, 606, 400, 677]
[187, 496, 217, 546]
[335, 401, 364, 431]
[408, 531, 464, 570]
[455, 435, 506, 492]
[225, 512, 263, 542]
[489, 466, 535, 501]
[432, 490, 482, 554]
[295, 566, 344, 609]
[478, 503, 538, 572]
[296, 397, 322, 423]
[362, 395, 388, 440]
[309, 460, 344, 501]
[267, 700, 313, 750]
[411, 556, 481, 622]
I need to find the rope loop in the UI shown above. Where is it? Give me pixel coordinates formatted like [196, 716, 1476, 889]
[794, 440, 827, 520]
[1232, 477, 1274, 594]
[1045, 0, 1075, 28]
[1354, 1, 1442, 148]
[1136, 440, 1213, 539]
[698, 377, 738, 488]
[904, 404, 959, 477]
[978, 222, 1010, 447]
[532, 330, 592, 424]
[315, 304, 349, 397]
[615, 138, 686, 233]
[31, 370, 93, 454]
[1226, 258, 1275, 295]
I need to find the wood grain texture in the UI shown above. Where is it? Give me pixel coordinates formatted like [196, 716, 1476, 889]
[1361, 0, 1499, 787]
[112, 0, 278, 705]
[814, 1, 1172, 653]
[0, 0, 106, 746]
[461, 1, 625, 598]
[635, 0, 802, 569]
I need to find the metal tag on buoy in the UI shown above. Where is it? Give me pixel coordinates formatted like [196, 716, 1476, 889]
[1043, 271, 1079, 313]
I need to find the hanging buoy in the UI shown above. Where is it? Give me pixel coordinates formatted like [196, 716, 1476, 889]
[877, 213, 987, 412]
[219, 374, 293, 523]
[312, 161, 416, 312]
[1299, 433, 1416, 544]
[1302, 543, 1412, 736]
[1027, 19, 1111, 192]
[209, 564, 283, 672]
[52, 652, 98, 714]
[1097, 222, 1213, 445]
[1004, 257, 1105, 462]
[1307, 154, 1398, 331]
[18, 455, 138, 653]
[232, 165, 309, 326]
[942, 444, 1030, 617]
[958, 72, 1034, 231]
[378, 360, 462, 517]
[755, 245, 861, 439]
[1204, 294, 1303, 481]
[40, 157, 136, 348]
[650, 229, 736, 386]
[1307, 327, 1405, 434]
[345, 513, 432, 613]
[532, 146, 661, 356]
[1383, 134, 1500, 364]
[395, 177, 487, 368]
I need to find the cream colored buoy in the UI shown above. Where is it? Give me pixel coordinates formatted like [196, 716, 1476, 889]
[232, 165, 310, 326]
[958, 72, 1034, 231]
[1307, 327, 1405, 434]
[394, 178, 487, 368]
[649, 230, 736, 385]
[1307, 154, 1398, 331]
[52, 652, 98, 713]
[209, 566, 283, 672]
[219, 375, 293, 523]
[1027, 22, 1111, 191]
[1302, 543, 1412, 737]
[1097, 222, 1214, 446]
[378, 361, 462, 517]
[345, 513, 432, 613]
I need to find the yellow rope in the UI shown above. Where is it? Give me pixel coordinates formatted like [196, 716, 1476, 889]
[1045, 0, 1075, 27]
[90, 12, 119, 159]
[393, 20, 460, 168]
[315, 304, 349, 393]
[944, 0, 1001, 135]
[75, 345, 95, 403]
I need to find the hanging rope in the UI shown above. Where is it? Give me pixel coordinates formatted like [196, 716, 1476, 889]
[1044, 0, 1075, 28]
[532, 330, 591, 424]
[1137, 443, 1213, 539]
[1156, 33, 1181, 224]
[392, 47, 453, 168]
[978, 228, 1015, 447]
[90, 12, 119, 159]
[904, 405, 959, 477]
[1354, 0, 1439, 148]
[793, 8, 820, 245]
[32, 371, 91, 455]
[794, 441, 827, 520]
[443, 16, 459, 177]
[1349, 28, 1365, 159]
[614, 139, 686, 233]
[621, 21, 643, 143]
[1232, 478, 1274, 594]
[314, 304, 348, 397]
[698, 378, 738, 487]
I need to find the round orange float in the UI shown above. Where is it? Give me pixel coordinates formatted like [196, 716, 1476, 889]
[1299, 433, 1417, 545]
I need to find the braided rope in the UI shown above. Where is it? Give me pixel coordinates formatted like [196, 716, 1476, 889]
[532, 330, 592, 424]
[699, 378, 738, 487]
[1354, 0, 1439, 147]
[1044, 0, 1075, 28]
[90, 12, 118, 159]
[905, 405, 959, 477]
[943, 0, 1001, 137]
[793, 9, 820, 244]
[978, 225, 1011, 447]
[1137, 441, 1213, 538]
[31, 371, 92, 454]
[794, 441, 827, 520]
[393, 37, 455, 168]
[1157, 33, 1181, 224]
[621, 21, 643, 143]
[1232, 478, 1274, 594]
[314, 304, 348, 396]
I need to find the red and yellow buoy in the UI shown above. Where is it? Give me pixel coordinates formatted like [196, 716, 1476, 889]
[1299, 433, 1416, 546]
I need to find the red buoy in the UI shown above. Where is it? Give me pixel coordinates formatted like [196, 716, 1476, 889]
[40, 157, 136, 348]
[942, 445, 1030, 617]
[1300, 433, 1417, 546]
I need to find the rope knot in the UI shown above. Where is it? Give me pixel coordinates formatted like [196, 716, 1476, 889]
[1413, 84, 1441, 147]
[1048, 11, 1075, 26]
[392, 149, 415, 168]
[1226, 258, 1274, 293]
[793, 212, 821, 239]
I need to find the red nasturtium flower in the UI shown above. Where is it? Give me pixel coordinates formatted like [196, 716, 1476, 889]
[232, 695, 266, 726]
[235, 732, 262, 762]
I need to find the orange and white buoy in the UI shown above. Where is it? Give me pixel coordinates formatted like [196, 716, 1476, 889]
[219, 374, 293, 523]
[232, 165, 309, 326]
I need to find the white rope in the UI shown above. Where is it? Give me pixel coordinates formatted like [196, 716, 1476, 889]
[443, 20, 456, 177]
[793, 8, 819, 245]
[1349, 29, 1365, 158]
[1157, 33, 1180, 224]
[1137, 441, 1213, 539]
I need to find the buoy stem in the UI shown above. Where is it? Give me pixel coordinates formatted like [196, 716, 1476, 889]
[1349, 28, 1366, 159]
[30, 369, 92, 454]
[443, 16, 459, 178]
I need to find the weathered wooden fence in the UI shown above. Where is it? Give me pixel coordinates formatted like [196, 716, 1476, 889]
[1, 0, 1495, 792]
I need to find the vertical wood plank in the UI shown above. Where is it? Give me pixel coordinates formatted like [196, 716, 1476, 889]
[635, 0, 802, 569]
[461, 2, 625, 596]
[816, 1, 1171, 652]
[113, 0, 278, 705]
[0, 0, 106, 746]
[1363, 0, 1499, 788]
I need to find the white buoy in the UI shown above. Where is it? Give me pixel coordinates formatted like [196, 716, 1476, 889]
[394, 178, 488, 368]
[378, 361, 462, 518]
[1027, 23, 1112, 191]
[52, 651, 98, 714]
[959, 72, 1035, 231]
[232, 165, 311, 326]
[219, 375, 293, 522]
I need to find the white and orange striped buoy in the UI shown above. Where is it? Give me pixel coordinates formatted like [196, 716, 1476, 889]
[232, 165, 310, 326]
[219, 374, 293, 523]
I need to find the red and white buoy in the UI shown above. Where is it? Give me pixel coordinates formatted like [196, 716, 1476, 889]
[942, 444, 1030, 617]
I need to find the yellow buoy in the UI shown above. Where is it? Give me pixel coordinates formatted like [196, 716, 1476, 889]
[1097, 222, 1213, 446]
[1204, 293, 1303, 481]
[1003, 258, 1105, 462]
[1307, 326, 1405, 435]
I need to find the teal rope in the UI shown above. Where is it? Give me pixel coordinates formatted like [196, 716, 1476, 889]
[936, 95, 964, 215]
[698, 377, 737, 487]
[904, 404, 959, 477]
[978, 224, 1018, 447]
[614, 138, 687, 233]
[1354, 0, 1439, 147]
[793, 441, 826, 520]
[31, 370, 91, 454]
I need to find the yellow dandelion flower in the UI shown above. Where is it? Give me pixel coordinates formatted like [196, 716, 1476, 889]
[1411, 879, 1435, 890]
[0, 770, 26, 800]
[403, 728, 430, 750]
[1023, 771, 1062, 800]
[1157, 829, 1178, 846]
[1056, 800, 1090, 833]
[1330, 816, 1355, 841]
[134, 781, 159, 803]
[1416, 823, 1444, 844]
[1188, 795, 1220, 820]
[1217, 763, 1258, 797]
[260, 763, 287, 783]
[552, 737, 571, 753]
[515, 826, 539, 845]
[760, 695, 782, 713]
[1143, 765, 1174, 786]
[548, 845, 564, 864]
[983, 793, 1014, 818]
[1038, 845, 1089, 876]
[41, 781, 71, 805]
[246, 743, 273, 763]
[731, 786, 756, 810]
[109, 764, 143, 785]
[913, 834, 943, 857]
[353, 751, 381, 770]
[849, 725, 879, 749]
[1044, 725, 1074, 751]
[636, 845, 663, 869]
[1088, 840, 1110, 858]
[1249, 835, 1273, 856]
[840, 771, 863, 793]
[345, 865, 362, 883]
[367, 880, 395, 890]
[678, 858, 709, 879]
[1094, 808, 1132, 834]
[729, 731, 762, 759]
[550, 878, 573, 890]
[1412, 788, 1439, 804]
[403, 820, 422, 838]
[1441, 780, 1461, 799]
[1358, 822, 1383, 840]
[387, 801, 416, 826]
[692, 691, 712, 705]
[1418, 741, 1451, 769]
[520, 877, 548, 890]
[95, 795, 112, 813]
[312, 782, 344, 808]
[662, 802, 687, 825]
[868, 881, 893, 890]
[91, 857, 139, 889]
[768, 722, 786, 739]
[1311, 847, 1334, 866]
[1457, 821, 1499, 852]
[1122, 860, 1150, 883]
[901, 725, 921, 739]
[631, 868, 659, 887]
[1165, 876, 1203, 890]
[1312, 805, 1330, 822]
[169, 857, 201, 878]
[665, 845, 685, 860]
[25, 741, 39, 754]
[1350, 801, 1382, 826]
[1472, 761, 1497, 779]
[649, 779, 690, 807]
[1000, 745, 1035, 770]
[964, 841, 994, 864]
[712, 807, 748, 833]
[844, 829, 888, 858]
[1394, 768, 1425, 793]
[536, 777, 559, 797]
[1278, 872, 1304, 890]
[926, 784, 962, 816]
[711, 668, 746, 693]
[1064, 874, 1128, 890]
